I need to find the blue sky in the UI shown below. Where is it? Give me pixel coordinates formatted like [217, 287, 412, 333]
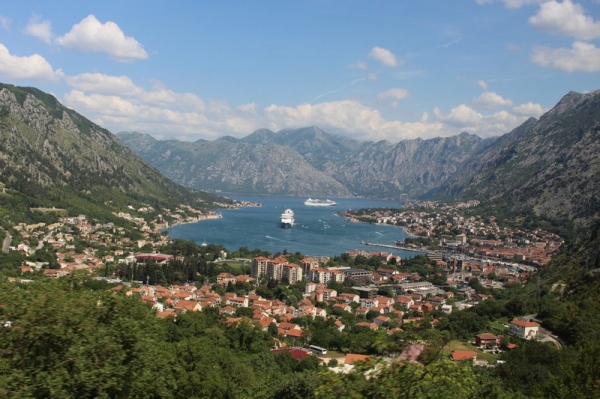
[0, 0, 599, 142]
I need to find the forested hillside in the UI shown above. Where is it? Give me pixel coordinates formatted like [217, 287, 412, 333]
[0, 83, 232, 227]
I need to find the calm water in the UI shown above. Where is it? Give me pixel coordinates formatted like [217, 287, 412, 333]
[169, 195, 418, 258]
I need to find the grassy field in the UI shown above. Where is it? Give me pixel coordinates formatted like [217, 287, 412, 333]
[489, 320, 508, 333]
[442, 340, 500, 363]
[217, 260, 251, 274]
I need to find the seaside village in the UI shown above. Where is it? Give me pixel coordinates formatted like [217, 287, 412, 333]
[6, 200, 564, 369]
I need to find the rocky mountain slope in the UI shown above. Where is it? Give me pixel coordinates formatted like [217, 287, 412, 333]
[0, 83, 229, 221]
[117, 131, 352, 197]
[439, 90, 600, 228]
[118, 128, 493, 198]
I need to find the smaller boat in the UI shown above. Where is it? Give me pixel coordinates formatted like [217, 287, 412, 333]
[304, 198, 337, 206]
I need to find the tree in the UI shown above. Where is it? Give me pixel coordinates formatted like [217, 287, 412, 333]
[0, 279, 177, 398]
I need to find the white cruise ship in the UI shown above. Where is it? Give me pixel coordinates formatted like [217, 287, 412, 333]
[304, 198, 337, 206]
[280, 209, 295, 228]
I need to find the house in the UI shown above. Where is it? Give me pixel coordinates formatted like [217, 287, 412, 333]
[509, 320, 539, 340]
[220, 306, 237, 315]
[334, 320, 345, 332]
[228, 297, 249, 308]
[216, 273, 237, 285]
[333, 303, 351, 313]
[174, 300, 202, 313]
[355, 306, 369, 317]
[475, 333, 500, 349]
[356, 321, 379, 330]
[397, 296, 414, 309]
[441, 304, 453, 314]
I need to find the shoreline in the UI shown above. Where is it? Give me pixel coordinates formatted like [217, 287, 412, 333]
[336, 212, 416, 239]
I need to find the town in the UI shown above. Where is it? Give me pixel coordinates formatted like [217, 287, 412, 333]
[1, 198, 565, 370]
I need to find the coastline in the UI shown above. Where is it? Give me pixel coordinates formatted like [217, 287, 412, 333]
[163, 200, 262, 232]
[334, 211, 416, 242]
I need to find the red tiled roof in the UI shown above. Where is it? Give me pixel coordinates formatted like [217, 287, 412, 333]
[511, 320, 539, 328]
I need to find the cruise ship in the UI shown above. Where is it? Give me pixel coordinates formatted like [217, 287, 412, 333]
[280, 208, 295, 228]
[304, 198, 337, 207]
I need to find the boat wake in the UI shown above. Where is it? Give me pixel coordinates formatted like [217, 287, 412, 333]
[266, 235, 287, 242]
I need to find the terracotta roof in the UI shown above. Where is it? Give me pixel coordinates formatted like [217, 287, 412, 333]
[476, 333, 498, 340]
[511, 320, 540, 328]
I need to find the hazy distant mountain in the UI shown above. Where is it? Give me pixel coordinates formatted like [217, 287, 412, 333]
[118, 128, 492, 198]
[117, 131, 353, 197]
[0, 83, 229, 220]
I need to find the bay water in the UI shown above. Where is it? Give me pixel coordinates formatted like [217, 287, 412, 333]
[168, 195, 418, 258]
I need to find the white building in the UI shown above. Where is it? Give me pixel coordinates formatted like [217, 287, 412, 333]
[509, 320, 539, 340]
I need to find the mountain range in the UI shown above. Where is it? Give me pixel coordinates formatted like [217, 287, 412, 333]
[117, 127, 495, 199]
[118, 90, 600, 229]
[0, 81, 597, 231]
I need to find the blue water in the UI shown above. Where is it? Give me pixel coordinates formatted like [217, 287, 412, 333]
[168, 195, 417, 258]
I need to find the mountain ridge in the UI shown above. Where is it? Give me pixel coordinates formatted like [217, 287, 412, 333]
[0, 83, 231, 224]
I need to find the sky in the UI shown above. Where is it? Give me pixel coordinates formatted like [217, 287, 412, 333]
[0, 0, 599, 143]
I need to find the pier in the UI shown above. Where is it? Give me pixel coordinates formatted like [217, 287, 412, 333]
[361, 241, 426, 254]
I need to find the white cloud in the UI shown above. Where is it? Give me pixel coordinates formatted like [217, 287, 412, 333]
[377, 88, 409, 101]
[349, 61, 368, 70]
[65, 72, 205, 111]
[264, 100, 445, 141]
[24, 16, 53, 44]
[0, 15, 12, 31]
[434, 103, 535, 137]
[476, 80, 488, 90]
[368, 46, 403, 67]
[531, 41, 600, 72]
[66, 73, 140, 96]
[529, 0, 600, 40]
[513, 102, 546, 117]
[0, 44, 62, 81]
[366, 72, 378, 81]
[434, 104, 483, 127]
[377, 88, 409, 107]
[60, 72, 542, 142]
[56, 15, 148, 62]
[476, 0, 544, 8]
[237, 102, 257, 114]
[472, 91, 514, 109]
[64, 89, 244, 140]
